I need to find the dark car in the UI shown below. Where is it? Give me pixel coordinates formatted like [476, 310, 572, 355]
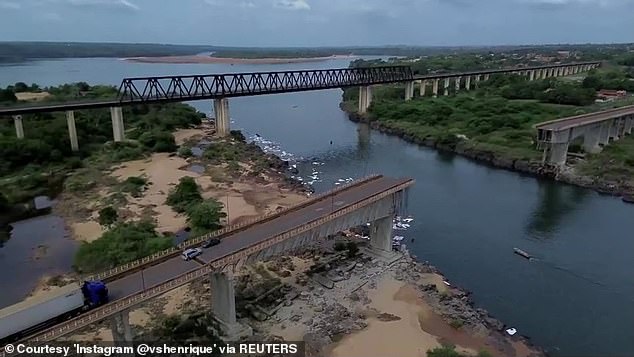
[202, 238, 221, 248]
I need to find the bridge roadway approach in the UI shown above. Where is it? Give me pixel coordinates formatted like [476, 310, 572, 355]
[0, 175, 413, 355]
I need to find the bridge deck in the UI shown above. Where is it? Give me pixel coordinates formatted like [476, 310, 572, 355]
[535, 105, 634, 131]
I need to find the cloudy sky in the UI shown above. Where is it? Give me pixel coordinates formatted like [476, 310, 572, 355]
[0, 0, 632, 46]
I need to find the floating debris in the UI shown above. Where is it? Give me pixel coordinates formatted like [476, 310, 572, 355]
[506, 328, 517, 336]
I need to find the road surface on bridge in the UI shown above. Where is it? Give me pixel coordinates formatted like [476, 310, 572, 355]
[536, 105, 634, 131]
[103, 176, 408, 303]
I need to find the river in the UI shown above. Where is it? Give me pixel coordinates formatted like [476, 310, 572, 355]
[1, 57, 633, 356]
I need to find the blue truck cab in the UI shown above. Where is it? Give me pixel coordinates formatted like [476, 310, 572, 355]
[81, 280, 109, 308]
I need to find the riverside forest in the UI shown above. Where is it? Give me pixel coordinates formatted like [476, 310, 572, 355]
[1, 41, 634, 357]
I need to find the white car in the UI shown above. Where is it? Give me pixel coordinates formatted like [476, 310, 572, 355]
[181, 248, 202, 261]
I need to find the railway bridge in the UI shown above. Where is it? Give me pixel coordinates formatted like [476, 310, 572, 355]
[0, 175, 413, 356]
[1, 61, 600, 152]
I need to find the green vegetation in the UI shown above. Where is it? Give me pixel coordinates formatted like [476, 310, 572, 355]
[166, 177, 226, 234]
[345, 55, 634, 176]
[74, 220, 172, 273]
[0, 82, 204, 205]
[577, 135, 634, 187]
[178, 146, 193, 158]
[186, 199, 226, 233]
[119, 176, 149, 197]
[427, 346, 492, 357]
[97, 206, 118, 227]
[166, 177, 203, 213]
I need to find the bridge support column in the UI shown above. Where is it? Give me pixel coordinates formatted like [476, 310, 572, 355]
[110, 310, 133, 346]
[455, 77, 461, 93]
[358, 86, 373, 114]
[598, 122, 611, 146]
[110, 107, 125, 142]
[13, 115, 24, 139]
[609, 118, 620, 141]
[432, 79, 439, 98]
[419, 80, 427, 97]
[443, 78, 450, 96]
[529, 70, 535, 81]
[214, 98, 230, 137]
[66, 110, 79, 152]
[624, 116, 633, 135]
[405, 81, 415, 101]
[582, 125, 602, 154]
[475, 75, 481, 87]
[210, 271, 252, 340]
[541, 69, 548, 79]
[365, 215, 399, 262]
[465, 76, 471, 90]
[542, 142, 569, 167]
[483, 74, 490, 81]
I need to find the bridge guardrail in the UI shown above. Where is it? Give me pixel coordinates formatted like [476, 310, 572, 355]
[4, 178, 414, 351]
[83, 174, 383, 282]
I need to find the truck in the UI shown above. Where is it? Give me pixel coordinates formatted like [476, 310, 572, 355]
[0, 280, 109, 343]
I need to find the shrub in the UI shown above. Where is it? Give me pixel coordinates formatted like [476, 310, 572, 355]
[166, 177, 202, 213]
[186, 199, 226, 232]
[98, 206, 118, 227]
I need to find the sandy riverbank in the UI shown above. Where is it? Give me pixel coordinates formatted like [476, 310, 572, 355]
[125, 54, 357, 65]
[54, 125, 307, 243]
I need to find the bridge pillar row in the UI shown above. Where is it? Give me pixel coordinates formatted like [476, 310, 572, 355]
[358, 86, 373, 114]
[405, 81, 415, 101]
[474, 75, 481, 87]
[110, 106, 125, 142]
[443, 78, 450, 96]
[66, 110, 79, 152]
[541, 69, 548, 79]
[455, 76, 461, 93]
[110, 310, 133, 346]
[210, 271, 252, 340]
[529, 70, 535, 81]
[582, 124, 603, 154]
[419, 80, 427, 97]
[13, 115, 25, 139]
[465, 76, 471, 90]
[432, 79, 439, 98]
[214, 98, 231, 137]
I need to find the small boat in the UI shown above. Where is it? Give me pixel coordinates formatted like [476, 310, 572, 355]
[513, 248, 532, 259]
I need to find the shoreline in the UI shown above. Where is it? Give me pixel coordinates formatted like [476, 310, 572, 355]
[343, 105, 634, 202]
[125, 54, 358, 65]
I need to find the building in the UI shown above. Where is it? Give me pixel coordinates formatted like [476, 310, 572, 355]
[596, 89, 627, 102]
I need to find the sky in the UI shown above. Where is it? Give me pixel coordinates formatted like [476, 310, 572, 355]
[0, 0, 632, 46]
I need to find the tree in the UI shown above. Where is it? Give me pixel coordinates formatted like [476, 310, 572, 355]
[186, 199, 226, 232]
[13, 82, 29, 93]
[166, 177, 202, 213]
[98, 206, 118, 227]
[0, 192, 9, 212]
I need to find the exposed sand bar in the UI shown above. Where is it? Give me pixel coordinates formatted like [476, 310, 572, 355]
[125, 54, 358, 65]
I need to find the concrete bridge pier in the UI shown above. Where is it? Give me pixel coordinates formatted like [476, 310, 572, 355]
[624, 116, 633, 135]
[419, 80, 427, 97]
[483, 74, 490, 81]
[598, 122, 611, 146]
[110, 107, 125, 142]
[365, 215, 399, 262]
[609, 118, 620, 141]
[405, 81, 415, 101]
[210, 271, 252, 340]
[465, 76, 471, 90]
[541, 69, 547, 79]
[443, 78, 450, 96]
[542, 142, 569, 167]
[13, 115, 24, 139]
[110, 310, 133, 346]
[66, 110, 79, 152]
[582, 125, 603, 153]
[455, 77, 461, 93]
[529, 70, 535, 81]
[432, 79, 439, 98]
[475, 75, 481, 87]
[358, 86, 373, 114]
[214, 98, 230, 136]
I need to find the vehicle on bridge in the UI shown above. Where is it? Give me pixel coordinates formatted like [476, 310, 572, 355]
[182, 247, 203, 260]
[201, 238, 220, 249]
[0, 280, 109, 343]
